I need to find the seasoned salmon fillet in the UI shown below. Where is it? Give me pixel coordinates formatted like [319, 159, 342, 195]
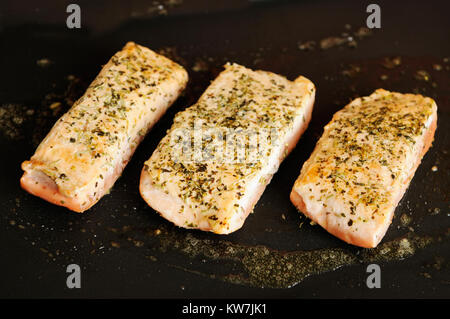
[21, 42, 188, 212]
[140, 63, 315, 234]
[290, 89, 437, 248]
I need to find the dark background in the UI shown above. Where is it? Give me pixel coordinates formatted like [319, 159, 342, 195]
[0, 0, 448, 298]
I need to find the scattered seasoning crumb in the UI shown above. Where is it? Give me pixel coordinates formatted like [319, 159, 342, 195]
[432, 64, 442, 71]
[341, 64, 361, 77]
[397, 238, 414, 257]
[421, 272, 432, 279]
[145, 255, 158, 262]
[155, 229, 162, 235]
[430, 207, 441, 215]
[380, 74, 389, 81]
[353, 27, 372, 38]
[134, 240, 144, 247]
[431, 165, 438, 172]
[281, 214, 286, 221]
[381, 56, 402, 69]
[400, 213, 412, 227]
[297, 40, 316, 51]
[49, 102, 62, 110]
[37, 58, 52, 68]
[144, 0, 182, 16]
[110, 241, 120, 248]
[414, 70, 431, 81]
[192, 60, 208, 72]
[320, 36, 347, 50]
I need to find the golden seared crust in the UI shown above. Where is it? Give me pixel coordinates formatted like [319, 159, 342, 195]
[141, 63, 315, 233]
[21, 42, 188, 212]
[291, 89, 437, 248]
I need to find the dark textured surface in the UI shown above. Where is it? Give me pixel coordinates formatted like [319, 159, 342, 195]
[0, 0, 449, 298]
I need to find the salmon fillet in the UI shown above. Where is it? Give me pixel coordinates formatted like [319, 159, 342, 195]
[21, 42, 188, 212]
[140, 63, 315, 234]
[290, 89, 437, 248]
